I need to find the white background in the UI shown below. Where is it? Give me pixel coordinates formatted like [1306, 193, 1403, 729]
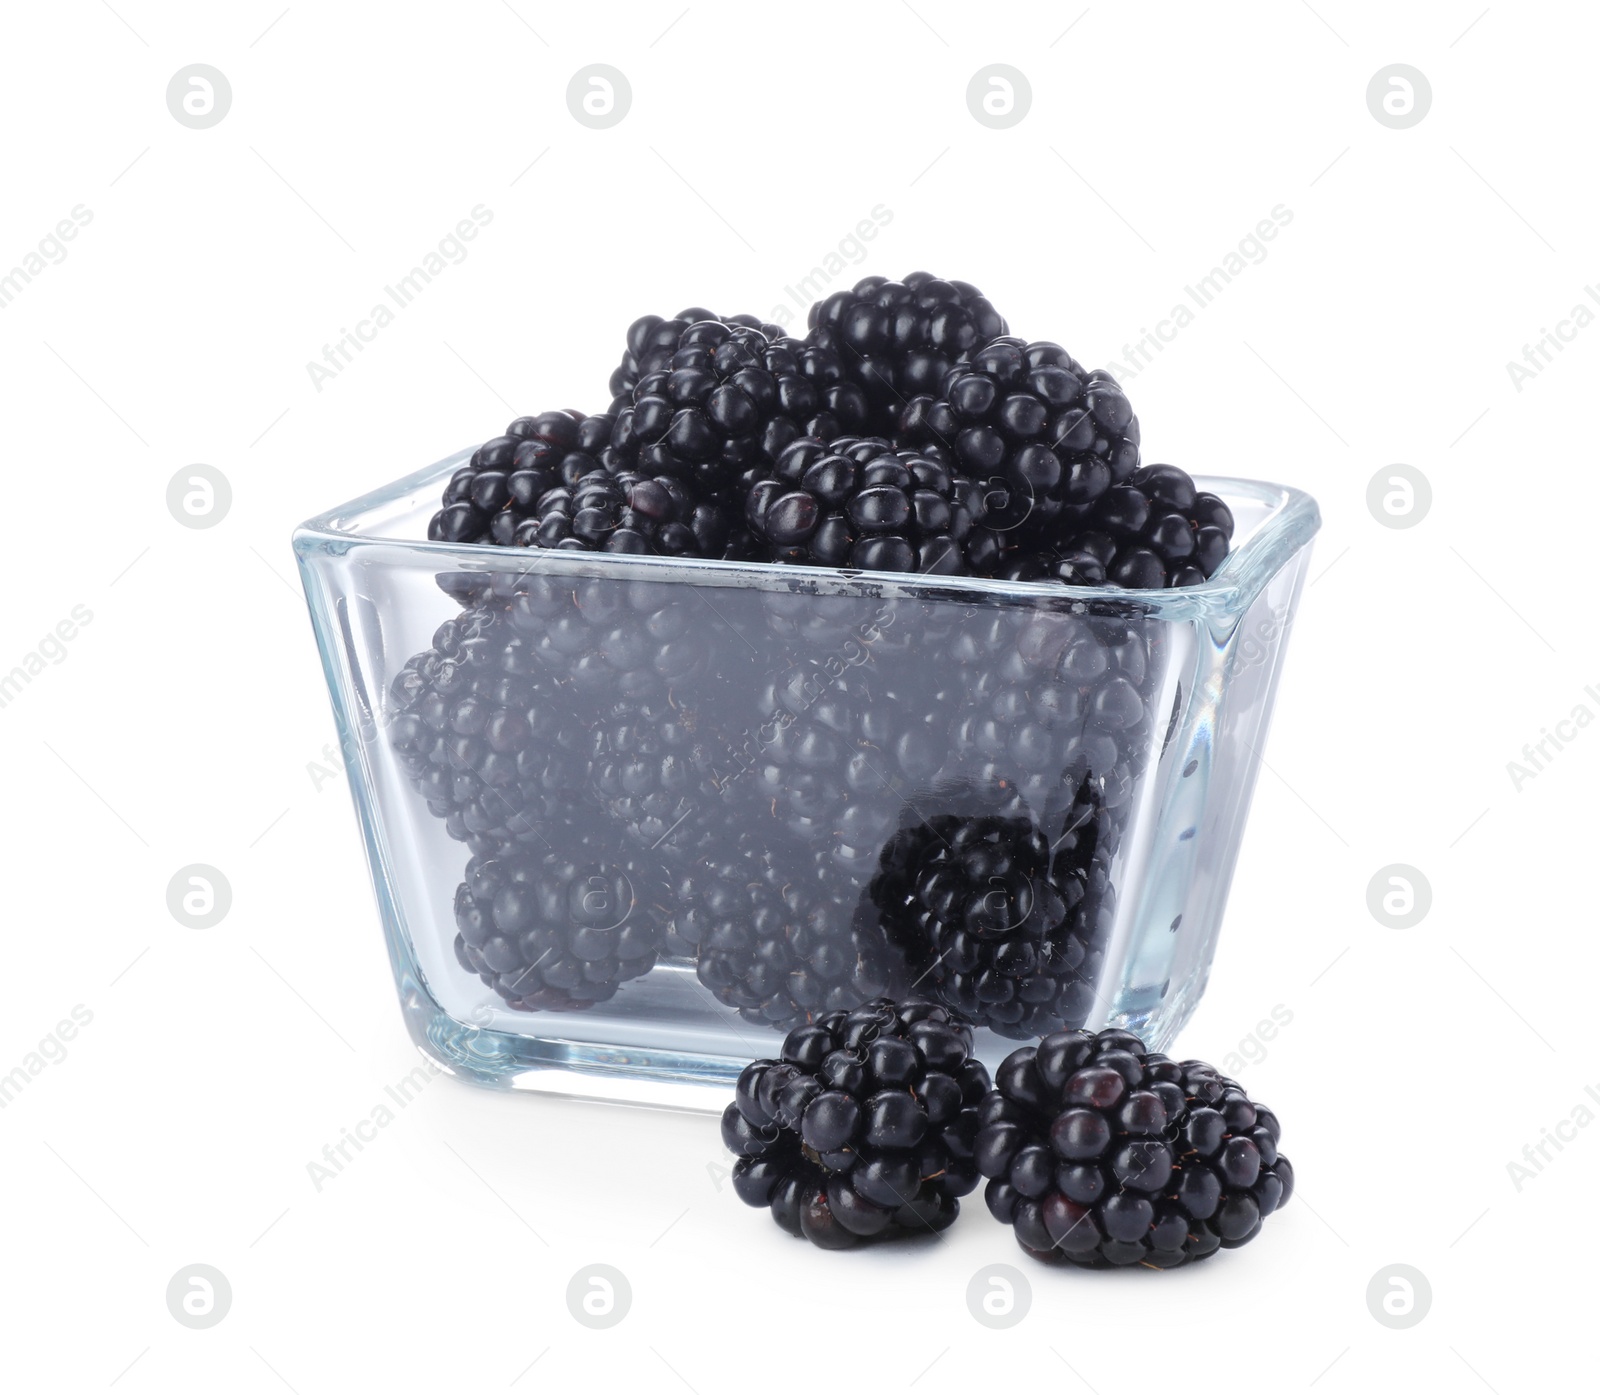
[1, 2, 1594, 1390]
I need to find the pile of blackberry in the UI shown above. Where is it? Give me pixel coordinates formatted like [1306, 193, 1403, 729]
[427, 280, 1234, 590]
[720, 998, 992, 1246]
[974, 1028, 1293, 1267]
[401, 275, 1236, 1034]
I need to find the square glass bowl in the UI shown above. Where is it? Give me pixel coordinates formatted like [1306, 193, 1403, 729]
[294, 453, 1318, 1109]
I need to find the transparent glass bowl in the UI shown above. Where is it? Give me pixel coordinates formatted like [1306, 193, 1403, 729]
[294, 453, 1318, 1109]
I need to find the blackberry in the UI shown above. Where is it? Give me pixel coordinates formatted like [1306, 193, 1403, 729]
[749, 655, 901, 871]
[389, 565, 743, 861]
[975, 1029, 1293, 1267]
[429, 410, 611, 546]
[870, 804, 1109, 1039]
[809, 273, 1009, 436]
[587, 689, 742, 858]
[899, 336, 1140, 544]
[454, 843, 670, 1010]
[672, 825, 908, 1030]
[746, 626, 974, 875]
[609, 319, 867, 499]
[387, 604, 592, 858]
[999, 465, 1236, 589]
[609, 309, 784, 413]
[935, 602, 1160, 824]
[514, 466, 730, 557]
[744, 435, 982, 575]
[490, 568, 748, 844]
[720, 998, 992, 1247]
[497, 570, 720, 707]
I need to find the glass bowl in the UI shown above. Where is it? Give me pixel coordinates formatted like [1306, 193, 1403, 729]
[293, 452, 1318, 1109]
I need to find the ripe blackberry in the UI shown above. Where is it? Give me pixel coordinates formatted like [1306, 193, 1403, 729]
[609, 319, 867, 498]
[587, 690, 743, 859]
[672, 825, 908, 1030]
[939, 603, 1160, 823]
[809, 273, 1009, 436]
[899, 336, 1140, 543]
[975, 1029, 1293, 1267]
[429, 410, 611, 546]
[744, 435, 982, 575]
[608, 309, 784, 413]
[388, 604, 592, 858]
[390, 563, 744, 861]
[720, 998, 992, 1247]
[746, 628, 975, 875]
[453, 843, 670, 1011]
[999, 465, 1236, 589]
[490, 567, 748, 846]
[870, 803, 1111, 1039]
[513, 466, 730, 557]
[497, 570, 719, 707]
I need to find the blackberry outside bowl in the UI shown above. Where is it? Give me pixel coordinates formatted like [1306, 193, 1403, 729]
[293, 453, 1318, 1109]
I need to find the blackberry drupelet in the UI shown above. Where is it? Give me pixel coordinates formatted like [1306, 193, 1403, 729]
[999, 464, 1236, 589]
[898, 336, 1140, 544]
[745, 435, 982, 575]
[454, 843, 670, 1010]
[673, 825, 908, 1030]
[720, 998, 992, 1247]
[808, 273, 1009, 436]
[975, 1028, 1293, 1267]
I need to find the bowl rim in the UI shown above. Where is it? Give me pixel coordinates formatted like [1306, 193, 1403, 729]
[292, 448, 1321, 621]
